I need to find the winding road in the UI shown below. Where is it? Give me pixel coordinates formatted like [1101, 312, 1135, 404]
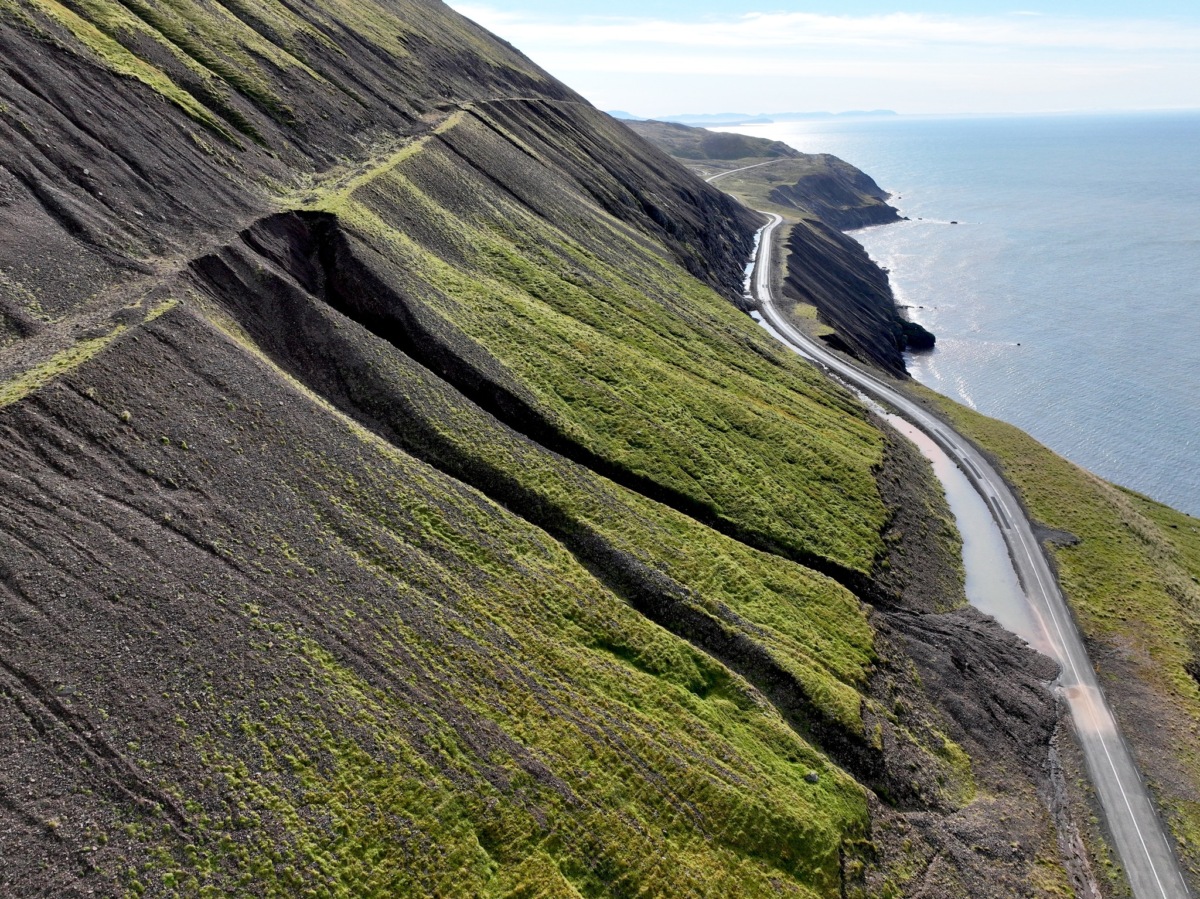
[746, 209, 1190, 899]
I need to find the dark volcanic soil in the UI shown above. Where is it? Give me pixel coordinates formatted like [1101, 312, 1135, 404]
[0, 0, 1098, 895]
[780, 220, 935, 377]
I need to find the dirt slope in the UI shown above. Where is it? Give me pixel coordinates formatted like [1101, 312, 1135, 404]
[0, 1, 1088, 895]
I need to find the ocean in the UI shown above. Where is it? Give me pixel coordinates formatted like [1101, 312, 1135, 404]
[723, 112, 1200, 517]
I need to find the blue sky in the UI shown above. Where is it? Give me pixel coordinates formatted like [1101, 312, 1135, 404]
[448, 2, 1200, 115]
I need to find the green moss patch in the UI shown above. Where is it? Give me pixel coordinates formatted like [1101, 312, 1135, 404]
[310, 109, 890, 577]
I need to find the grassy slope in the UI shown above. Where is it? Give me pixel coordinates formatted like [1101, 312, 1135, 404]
[0, 9, 895, 895]
[0, 163, 929, 893]
[322, 109, 890, 577]
[0, 1, 1077, 896]
[2, 0, 540, 140]
[710, 158, 858, 220]
[917, 385, 1200, 880]
[1, 310, 868, 897]
[623, 120, 800, 162]
[174, 92, 1064, 890]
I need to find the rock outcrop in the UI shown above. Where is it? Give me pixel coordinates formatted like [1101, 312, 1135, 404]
[782, 219, 934, 377]
[769, 154, 902, 230]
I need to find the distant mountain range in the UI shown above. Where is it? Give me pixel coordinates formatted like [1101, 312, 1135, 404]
[608, 110, 898, 126]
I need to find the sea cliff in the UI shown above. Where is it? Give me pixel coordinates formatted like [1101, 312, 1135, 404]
[626, 121, 933, 376]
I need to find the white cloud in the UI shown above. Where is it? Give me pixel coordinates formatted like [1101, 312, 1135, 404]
[453, 6, 1200, 53]
[448, 3, 1200, 114]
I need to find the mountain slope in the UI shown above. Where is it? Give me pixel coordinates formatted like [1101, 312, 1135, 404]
[1, 1, 1081, 895]
[624, 120, 930, 376]
[624, 119, 801, 161]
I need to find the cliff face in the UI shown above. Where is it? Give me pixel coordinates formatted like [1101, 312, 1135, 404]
[781, 220, 934, 377]
[759, 155, 934, 376]
[618, 121, 930, 376]
[1, 2, 1070, 895]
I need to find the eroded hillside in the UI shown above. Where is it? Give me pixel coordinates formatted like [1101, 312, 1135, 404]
[0, 1, 1086, 895]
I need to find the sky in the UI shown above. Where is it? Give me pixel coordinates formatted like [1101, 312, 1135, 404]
[446, 1, 1200, 116]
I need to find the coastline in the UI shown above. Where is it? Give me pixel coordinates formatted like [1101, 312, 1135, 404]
[749, 209, 1196, 898]
[721, 113, 1200, 519]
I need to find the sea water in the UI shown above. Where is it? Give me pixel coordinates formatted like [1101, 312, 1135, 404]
[722, 112, 1200, 517]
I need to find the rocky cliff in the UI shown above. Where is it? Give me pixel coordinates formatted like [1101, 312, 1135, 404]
[781, 219, 935, 377]
[768, 155, 933, 375]
[768, 153, 901, 230]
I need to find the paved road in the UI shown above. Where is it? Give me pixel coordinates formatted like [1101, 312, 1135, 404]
[704, 158, 783, 184]
[746, 210, 1190, 899]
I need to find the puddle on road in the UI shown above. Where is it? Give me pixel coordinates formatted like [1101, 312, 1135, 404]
[748, 311, 1058, 660]
[881, 413, 1057, 659]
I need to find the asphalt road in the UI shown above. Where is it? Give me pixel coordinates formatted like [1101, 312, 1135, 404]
[703, 158, 783, 184]
[746, 210, 1190, 899]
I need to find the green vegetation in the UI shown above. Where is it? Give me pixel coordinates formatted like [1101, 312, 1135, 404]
[0, 270, 44, 346]
[80, 310, 880, 894]
[7, 0, 236, 138]
[0, 0, 1071, 891]
[707, 155, 896, 231]
[188, 582, 865, 898]
[0, 300, 177, 408]
[310, 109, 468, 211]
[322, 108, 891, 576]
[629, 121, 894, 229]
[1, 0, 541, 148]
[712, 157, 850, 219]
[917, 385, 1200, 877]
[624, 119, 800, 162]
[202, 285, 880, 735]
[134, 92, 983, 893]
